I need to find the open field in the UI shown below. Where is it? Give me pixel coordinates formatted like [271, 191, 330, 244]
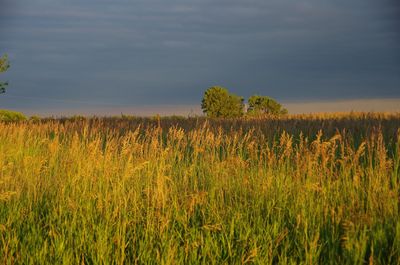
[1, 113, 400, 264]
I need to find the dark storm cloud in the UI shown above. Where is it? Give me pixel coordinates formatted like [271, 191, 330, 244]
[0, 0, 399, 111]
[381, 0, 400, 43]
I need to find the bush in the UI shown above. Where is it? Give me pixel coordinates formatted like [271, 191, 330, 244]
[247, 95, 288, 116]
[0, 109, 27, 122]
[29, 115, 42, 122]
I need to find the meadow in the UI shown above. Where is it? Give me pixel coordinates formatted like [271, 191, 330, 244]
[0, 113, 400, 264]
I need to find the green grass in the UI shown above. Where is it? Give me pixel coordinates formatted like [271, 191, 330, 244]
[0, 114, 399, 264]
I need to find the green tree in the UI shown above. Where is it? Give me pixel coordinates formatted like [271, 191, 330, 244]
[0, 54, 10, 94]
[247, 95, 288, 115]
[201, 86, 244, 118]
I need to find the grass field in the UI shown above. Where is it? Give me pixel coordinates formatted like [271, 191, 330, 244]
[1, 113, 400, 264]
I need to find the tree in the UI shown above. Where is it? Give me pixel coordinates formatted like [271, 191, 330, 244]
[0, 54, 10, 94]
[201, 86, 244, 118]
[247, 95, 288, 116]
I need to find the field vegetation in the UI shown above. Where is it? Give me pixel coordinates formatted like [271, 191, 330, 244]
[1, 113, 400, 264]
[0, 110, 27, 122]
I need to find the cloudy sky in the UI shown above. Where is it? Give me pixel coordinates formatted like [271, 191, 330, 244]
[0, 0, 399, 114]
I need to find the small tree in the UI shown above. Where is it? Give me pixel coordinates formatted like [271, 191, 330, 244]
[0, 54, 10, 94]
[201, 86, 244, 118]
[247, 95, 287, 116]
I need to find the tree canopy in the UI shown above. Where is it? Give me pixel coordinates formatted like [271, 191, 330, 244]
[201, 86, 244, 118]
[0, 54, 10, 94]
[247, 95, 288, 116]
[201, 87, 288, 118]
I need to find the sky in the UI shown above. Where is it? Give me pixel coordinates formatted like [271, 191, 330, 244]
[0, 0, 399, 115]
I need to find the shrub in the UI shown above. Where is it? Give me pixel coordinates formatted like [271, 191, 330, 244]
[29, 115, 42, 122]
[0, 109, 27, 122]
[247, 95, 288, 116]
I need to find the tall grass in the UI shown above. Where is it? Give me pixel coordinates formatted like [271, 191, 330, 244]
[0, 114, 400, 264]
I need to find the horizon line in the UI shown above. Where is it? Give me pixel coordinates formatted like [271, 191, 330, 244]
[1, 97, 400, 117]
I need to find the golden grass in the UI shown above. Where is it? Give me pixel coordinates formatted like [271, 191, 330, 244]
[0, 113, 399, 264]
